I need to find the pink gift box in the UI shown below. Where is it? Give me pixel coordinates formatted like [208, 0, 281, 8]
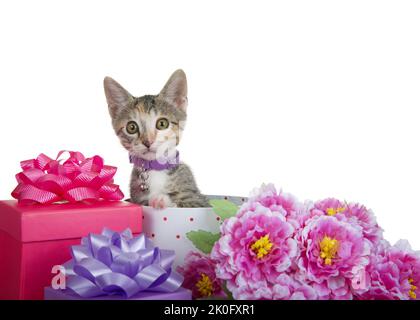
[44, 287, 192, 300]
[0, 200, 142, 300]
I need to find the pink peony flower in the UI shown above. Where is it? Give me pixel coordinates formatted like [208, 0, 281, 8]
[176, 251, 225, 299]
[308, 198, 383, 246]
[359, 239, 420, 300]
[208, 184, 418, 300]
[237, 183, 307, 229]
[273, 273, 318, 300]
[311, 277, 354, 300]
[228, 272, 318, 300]
[297, 215, 371, 284]
[211, 201, 298, 299]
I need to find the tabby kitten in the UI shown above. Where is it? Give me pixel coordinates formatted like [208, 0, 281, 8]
[104, 69, 209, 209]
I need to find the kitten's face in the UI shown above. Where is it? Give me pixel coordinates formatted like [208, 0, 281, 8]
[104, 70, 188, 160]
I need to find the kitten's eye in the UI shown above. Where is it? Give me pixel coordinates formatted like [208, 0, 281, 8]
[156, 118, 169, 130]
[126, 121, 139, 134]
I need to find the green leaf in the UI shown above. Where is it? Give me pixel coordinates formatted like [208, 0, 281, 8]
[209, 199, 238, 221]
[222, 281, 234, 300]
[186, 230, 221, 254]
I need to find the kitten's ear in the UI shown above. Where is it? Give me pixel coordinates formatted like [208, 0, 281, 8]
[104, 77, 134, 118]
[158, 69, 188, 111]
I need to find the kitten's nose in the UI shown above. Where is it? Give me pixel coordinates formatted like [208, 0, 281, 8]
[143, 141, 151, 148]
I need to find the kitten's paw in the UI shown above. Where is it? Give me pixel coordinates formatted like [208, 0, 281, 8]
[149, 194, 174, 209]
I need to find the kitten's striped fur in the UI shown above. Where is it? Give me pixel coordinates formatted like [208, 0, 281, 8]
[104, 69, 209, 208]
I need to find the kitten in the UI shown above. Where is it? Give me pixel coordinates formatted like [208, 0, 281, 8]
[104, 69, 209, 209]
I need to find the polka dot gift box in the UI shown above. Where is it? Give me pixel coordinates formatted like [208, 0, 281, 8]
[142, 195, 245, 268]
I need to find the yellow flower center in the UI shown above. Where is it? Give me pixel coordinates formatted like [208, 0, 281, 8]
[326, 207, 346, 216]
[319, 236, 340, 265]
[196, 273, 214, 297]
[408, 278, 417, 299]
[251, 234, 273, 259]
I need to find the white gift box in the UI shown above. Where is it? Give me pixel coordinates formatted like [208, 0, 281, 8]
[142, 195, 245, 267]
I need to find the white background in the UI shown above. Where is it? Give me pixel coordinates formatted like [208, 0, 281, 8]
[0, 1, 419, 248]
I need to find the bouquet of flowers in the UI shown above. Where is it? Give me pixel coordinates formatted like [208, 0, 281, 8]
[177, 184, 419, 300]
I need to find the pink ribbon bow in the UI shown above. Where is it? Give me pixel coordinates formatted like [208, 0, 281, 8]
[11, 151, 124, 205]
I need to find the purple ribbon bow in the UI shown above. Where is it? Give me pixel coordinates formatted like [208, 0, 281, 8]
[63, 228, 183, 298]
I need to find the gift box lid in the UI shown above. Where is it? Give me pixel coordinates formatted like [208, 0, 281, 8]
[0, 200, 142, 243]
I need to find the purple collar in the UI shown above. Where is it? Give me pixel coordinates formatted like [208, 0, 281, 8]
[129, 152, 180, 170]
